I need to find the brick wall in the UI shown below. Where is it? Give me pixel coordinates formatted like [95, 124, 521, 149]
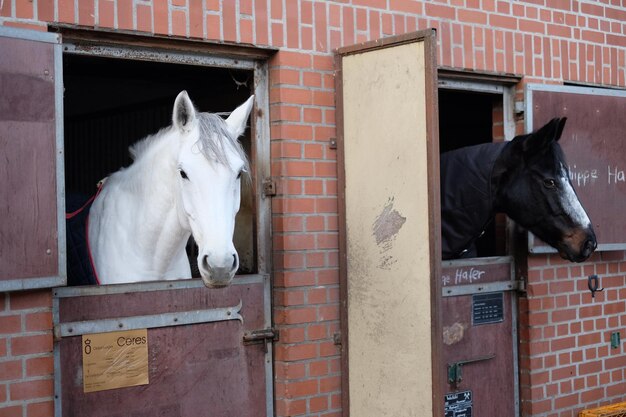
[520, 251, 626, 417]
[0, 291, 54, 417]
[1, 1, 626, 417]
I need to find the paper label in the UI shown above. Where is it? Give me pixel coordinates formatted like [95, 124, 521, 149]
[82, 329, 149, 393]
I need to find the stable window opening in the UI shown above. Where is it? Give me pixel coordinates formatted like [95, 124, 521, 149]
[63, 53, 258, 284]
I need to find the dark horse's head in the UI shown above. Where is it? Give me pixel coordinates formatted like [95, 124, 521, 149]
[494, 118, 597, 262]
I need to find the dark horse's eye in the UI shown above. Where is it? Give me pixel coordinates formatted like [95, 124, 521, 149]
[179, 169, 189, 180]
[543, 178, 557, 189]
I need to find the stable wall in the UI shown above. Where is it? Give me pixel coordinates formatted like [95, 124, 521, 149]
[1, 1, 625, 417]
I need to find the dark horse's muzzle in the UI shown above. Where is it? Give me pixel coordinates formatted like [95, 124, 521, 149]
[558, 226, 597, 263]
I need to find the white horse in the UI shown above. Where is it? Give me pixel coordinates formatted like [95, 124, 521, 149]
[88, 91, 254, 287]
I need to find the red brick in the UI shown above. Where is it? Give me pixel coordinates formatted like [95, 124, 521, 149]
[283, 379, 318, 398]
[306, 252, 326, 268]
[458, 9, 487, 24]
[425, 3, 455, 19]
[275, 343, 318, 362]
[489, 14, 517, 30]
[37, 0, 54, 21]
[282, 270, 316, 287]
[318, 305, 339, 321]
[275, 362, 306, 380]
[307, 288, 327, 305]
[0, 361, 21, 381]
[0, 316, 21, 334]
[171, 9, 187, 37]
[26, 400, 53, 417]
[0, 406, 21, 417]
[9, 378, 53, 401]
[26, 356, 53, 377]
[317, 269, 339, 285]
[552, 365, 576, 381]
[136, 4, 153, 33]
[117, 0, 133, 30]
[25, 312, 52, 332]
[278, 327, 305, 344]
[579, 360, 603, 375]
[309, 360, 329, 377]
[275, 398, 306, 415]
[270, 22, 284, 47]
[189, 0, 204, 38]
[314, 2, 328, 53]
[285, 0, 299, 48]
[342, 7, 355, 47]
[222, 0, 237, 41]
[11, 334, 53, 356]
[319, 375, 340, 393]
[206, 14, 221, 40]
[77, 0, 95, 26]
[15, 0, 34, 18]
[310, 395, 329, 413]
[604, 301, 625, 315]
[240, 19, 254, 44]
[98, 0, 115, 28]
[272, 87, 312, 105]
[278, 307, 317, 325]
[554, 393, 579, 409]
[551, 308, 576, 322]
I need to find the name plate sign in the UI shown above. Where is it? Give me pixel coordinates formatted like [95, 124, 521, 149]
[82, 329, 149, 393]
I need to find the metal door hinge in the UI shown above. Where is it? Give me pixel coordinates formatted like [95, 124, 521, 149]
[263, 178, 276, 197]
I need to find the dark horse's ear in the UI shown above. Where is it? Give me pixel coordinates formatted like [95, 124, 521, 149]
[522, 117, 567, 156]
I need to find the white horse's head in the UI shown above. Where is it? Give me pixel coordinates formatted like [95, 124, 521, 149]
[172, 91, 253, 288]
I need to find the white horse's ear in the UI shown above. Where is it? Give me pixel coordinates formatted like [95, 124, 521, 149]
[226, 96, 254, 138]
[173, 91, 197, 133]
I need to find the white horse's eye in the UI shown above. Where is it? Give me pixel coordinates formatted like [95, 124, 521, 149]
[179, 169, 189, 180]
[236, 171, 243, 180]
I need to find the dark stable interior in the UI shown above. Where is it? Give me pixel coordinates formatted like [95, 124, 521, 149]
[438, 89, 501, 258]
[63, 53, 256, 276]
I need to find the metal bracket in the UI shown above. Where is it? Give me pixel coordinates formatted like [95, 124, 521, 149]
[263, 177, 276, 197]
[448, 354, 495, 386]
[442, 280, 520, 297]
[54, 300, 243, 339]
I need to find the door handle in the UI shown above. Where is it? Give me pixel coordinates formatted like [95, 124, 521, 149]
[448, 354, 495, 386]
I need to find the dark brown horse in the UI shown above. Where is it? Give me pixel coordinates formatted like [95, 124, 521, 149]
[441, 117, 596, 262]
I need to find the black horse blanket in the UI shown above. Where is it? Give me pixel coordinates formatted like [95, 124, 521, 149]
[66, 194, 99, 285]
[440, 142, 507, 259]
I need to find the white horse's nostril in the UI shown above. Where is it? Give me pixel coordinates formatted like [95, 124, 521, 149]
[201, 254, 210, 271]
[231, 253, 239, 271]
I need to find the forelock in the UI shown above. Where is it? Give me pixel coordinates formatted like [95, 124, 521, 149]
[196, 113, 250, 173]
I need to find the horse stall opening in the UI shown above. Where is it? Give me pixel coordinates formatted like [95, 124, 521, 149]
[437, 77, 522, 417]
[54, 35, 274, 417]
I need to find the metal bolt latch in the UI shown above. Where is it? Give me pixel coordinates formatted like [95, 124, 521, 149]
[448, 354, 495, 386]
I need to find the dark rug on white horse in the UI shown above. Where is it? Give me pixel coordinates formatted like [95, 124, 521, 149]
[66, 194, 99, 286]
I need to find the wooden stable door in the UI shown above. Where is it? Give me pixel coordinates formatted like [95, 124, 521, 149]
[336, 30, 443, 417]
[0, 27, 65, 291]
[441, 257, 519, 417]
[54, 277, 272, 417]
